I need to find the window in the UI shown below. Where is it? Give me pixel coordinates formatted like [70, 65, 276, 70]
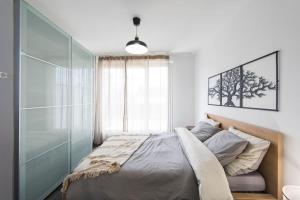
[98, 56, 169, 137]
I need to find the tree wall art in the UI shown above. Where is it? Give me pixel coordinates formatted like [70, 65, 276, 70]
[208, 51, 279, 111]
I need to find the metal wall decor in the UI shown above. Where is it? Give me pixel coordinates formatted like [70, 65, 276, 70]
[208, 51, 279, 111]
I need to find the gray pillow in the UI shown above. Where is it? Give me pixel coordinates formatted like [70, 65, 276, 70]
[191, 121, 221, 142]
[204, 130, 249, 166]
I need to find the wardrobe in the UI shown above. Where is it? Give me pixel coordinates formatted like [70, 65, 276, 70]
[19, 1, 94, 199]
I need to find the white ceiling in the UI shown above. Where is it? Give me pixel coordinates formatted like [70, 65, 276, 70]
[25, 0, 250, 55]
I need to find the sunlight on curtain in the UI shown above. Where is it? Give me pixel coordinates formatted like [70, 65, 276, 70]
[101, 59, 126, 137]
[98, 57, 169, 139]
[127, 58, 168, 133]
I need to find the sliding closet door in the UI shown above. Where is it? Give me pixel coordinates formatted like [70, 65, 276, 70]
[19, 2, 71, 200]
[71, 41, 93, 169]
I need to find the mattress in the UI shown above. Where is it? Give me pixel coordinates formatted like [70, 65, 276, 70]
[227, 171, 266, 192]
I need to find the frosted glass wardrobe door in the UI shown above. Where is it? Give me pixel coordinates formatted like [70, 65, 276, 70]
[20, 55, 68, 108]
[71, 41, 93, 169]
[20, 62, 70, 200]
[21, 2, 69, 67]
[19, 144, 69, 200]
[19, 56, 69, 162]
[20, 2, 71, 200]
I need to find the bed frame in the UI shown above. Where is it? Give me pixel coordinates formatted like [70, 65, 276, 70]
[207, 114, 283, 200]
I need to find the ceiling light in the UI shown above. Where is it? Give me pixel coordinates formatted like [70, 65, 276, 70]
[125, 17, 148, 54]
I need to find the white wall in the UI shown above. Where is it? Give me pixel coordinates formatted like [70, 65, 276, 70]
[170, 53, 195, 129]
[0, 0, 15, 199]
[194, 0, 300, 185]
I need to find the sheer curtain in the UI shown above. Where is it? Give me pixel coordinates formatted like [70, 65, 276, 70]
[94, 56, 170, 144]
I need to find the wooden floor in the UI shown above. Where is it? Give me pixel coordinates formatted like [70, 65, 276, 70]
[45, 186, 62, 200]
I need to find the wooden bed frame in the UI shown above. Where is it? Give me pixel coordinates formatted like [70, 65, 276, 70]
[207, 114, 283, 200]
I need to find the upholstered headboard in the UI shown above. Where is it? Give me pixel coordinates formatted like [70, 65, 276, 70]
[207, 113, 283, 200]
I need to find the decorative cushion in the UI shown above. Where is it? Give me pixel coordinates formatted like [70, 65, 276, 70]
[191, 121, 221, 142]
[204, 130, 248, 166]
[225, 127, 271, 176]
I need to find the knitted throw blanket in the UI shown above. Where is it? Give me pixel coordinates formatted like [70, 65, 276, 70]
[61, 134, 150, 198]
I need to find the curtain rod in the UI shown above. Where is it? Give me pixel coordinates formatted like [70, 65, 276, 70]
[99, 55, 169, 60]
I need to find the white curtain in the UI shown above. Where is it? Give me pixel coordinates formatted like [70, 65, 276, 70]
[94, 56, 170, 143]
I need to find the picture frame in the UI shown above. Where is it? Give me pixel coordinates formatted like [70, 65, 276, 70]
[208, 74, 221, 106]
[207, 51, 279, 111]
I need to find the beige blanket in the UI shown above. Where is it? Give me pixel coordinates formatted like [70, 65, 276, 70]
[61, 134, 149, 197]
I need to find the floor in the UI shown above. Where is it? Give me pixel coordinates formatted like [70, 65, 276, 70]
[45, 186, 62, 200]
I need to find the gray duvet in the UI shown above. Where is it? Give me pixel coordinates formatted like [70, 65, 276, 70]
[66, 134, 199, 200]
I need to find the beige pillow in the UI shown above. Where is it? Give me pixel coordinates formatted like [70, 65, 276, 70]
[225, 127, 271, 176]
[202, 114, 220, 127]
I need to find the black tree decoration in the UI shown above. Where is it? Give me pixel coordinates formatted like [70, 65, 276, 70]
[242, 70, 277, 99]
[208, 68, 277, 107]
[221, 68, 241, 107]
[208, 78, 222, 103]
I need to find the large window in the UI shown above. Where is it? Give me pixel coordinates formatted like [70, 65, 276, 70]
[97, 56, 169, 138]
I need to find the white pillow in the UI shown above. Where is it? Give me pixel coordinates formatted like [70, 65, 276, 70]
[202, 114, 220, 127]
[225, 127, 271, 176]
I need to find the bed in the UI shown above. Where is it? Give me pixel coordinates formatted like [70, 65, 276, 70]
[63, 114, 283, 200]
[207, 114, 283, 200]
[65, 133, 201, 200]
